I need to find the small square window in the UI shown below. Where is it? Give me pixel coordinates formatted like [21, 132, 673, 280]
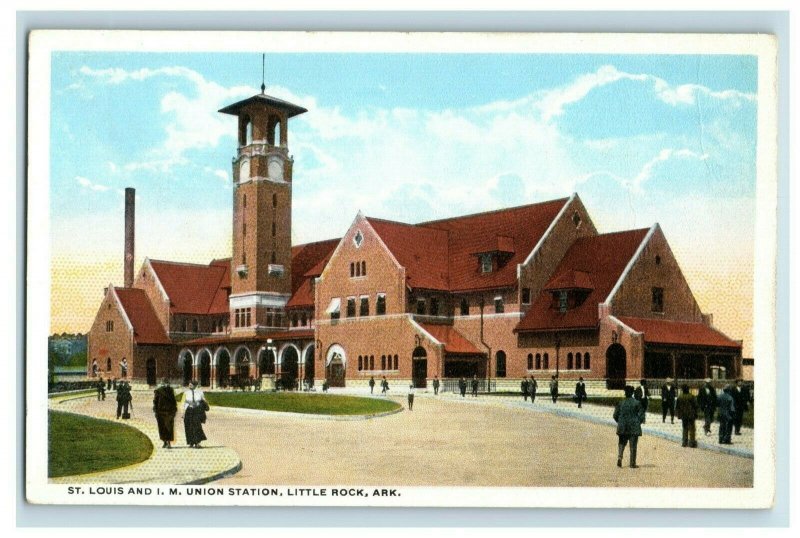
[494, 297, 504, 314]
[480, 254, 493, 273]
[521, 287, 531, 304]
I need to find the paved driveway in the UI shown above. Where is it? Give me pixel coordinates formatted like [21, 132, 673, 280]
[206, 395, 752, 488]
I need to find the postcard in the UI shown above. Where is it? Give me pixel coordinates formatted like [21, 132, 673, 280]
[26, 30, 777, 508]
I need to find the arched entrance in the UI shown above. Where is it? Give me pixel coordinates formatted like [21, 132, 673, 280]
[495, 350, 507, 378]
[303, 345, 315, 385]
[180, 350, 193, 386]
[412, 346, 427, 388]
[234, 347, 252, 387]
[280, 346, 299, 390]
[325, 344, 346, 388]
[216, 348, 231, 388]
[606, 344, 627, 390]
[146, 358, 157, 386]
[197, 349, 212, 387]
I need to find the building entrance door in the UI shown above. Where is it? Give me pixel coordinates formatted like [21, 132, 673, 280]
[327, 357, 345, 387]
[146, 358, 156, 386]
[606, 344, 627, 390]
[182, 356, 192, 386]
[412, 359, 428, 388]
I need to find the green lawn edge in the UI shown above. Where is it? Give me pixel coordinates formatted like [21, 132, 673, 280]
[48, 410, 154, 478]
[203, 391, 402, 416]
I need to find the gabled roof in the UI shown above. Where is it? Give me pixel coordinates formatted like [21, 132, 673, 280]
[617, 316, 741, 349]
[365, 198, 569, 292]
[418, 323, 484, 355]
[515, 228, 650, 332]
[149, 259, 231, 316]
[115, 288, 170, 345]
[286, 239, 340, 309]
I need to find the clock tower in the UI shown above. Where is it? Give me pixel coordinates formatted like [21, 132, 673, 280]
[219, 89, 307, 334]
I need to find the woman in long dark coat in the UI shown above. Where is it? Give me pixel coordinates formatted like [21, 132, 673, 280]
[183, 380, 208, 448]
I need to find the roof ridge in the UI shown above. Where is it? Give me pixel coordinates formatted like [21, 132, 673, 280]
[293, 237, 343, 248]
[148, 258, 223, 268]
[417, 197, 570, 227]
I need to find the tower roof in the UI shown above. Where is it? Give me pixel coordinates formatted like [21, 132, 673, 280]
[218, 93, 308, 118]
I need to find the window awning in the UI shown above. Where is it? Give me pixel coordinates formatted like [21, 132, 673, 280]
[326, 297, 341, 314]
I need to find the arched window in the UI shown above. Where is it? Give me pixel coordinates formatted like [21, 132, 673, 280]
[394, 355, 398, 370]
[291, 314, 298, 327]
[246, 119, 253, 144]
[496, 351, 507, 378]
[361, 261, 366, 276]
[369, 355, 374, 370]
[192, 319, 199, 333]
[567, 352, 573, 370]
[584, 353, 591, 370]
[273, 119, 282, 146]
[272, 193, 277, 208]
[527, 353, 533, 370]
[181, 319, 187, 332]
[535, 353, 541, 369]
[460, 298, 469, 316]
[350, 262, 355, 277]
[381, 355, 386, 370]
[575, 352, 582, 370]
[106, 357, 112, 371]
[358, 356, 363, 371]
[242, 194, 247, 208]
[272, 222, 276, 237]
[543, 353, 549, 369]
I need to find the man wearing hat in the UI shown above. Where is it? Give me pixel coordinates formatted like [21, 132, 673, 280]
[717, 385, 736, 444]
[634, 379, 650, 422]
[697, 378, 718, 436]
[661, 377, 677, 424]
[732, 378, 751, 435]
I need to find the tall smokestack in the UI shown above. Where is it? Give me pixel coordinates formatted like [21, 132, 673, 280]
[124, 187, 135, 288]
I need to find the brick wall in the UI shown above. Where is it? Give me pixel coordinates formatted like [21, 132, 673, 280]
[87, 288, 135, 380]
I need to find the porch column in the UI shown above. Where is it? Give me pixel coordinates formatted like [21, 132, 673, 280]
[670, 352, 677, 380]
[703, 354, 709, 379]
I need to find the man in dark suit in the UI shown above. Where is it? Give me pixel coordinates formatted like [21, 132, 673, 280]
[634, 379, 650, 423]
[661, 377, 677, 424]
[116, 381, 132, 419]
[153, 378, 178, 449]
[471, 376, 479, 397]
[717, 385, 736, 444]
[433, 376, 440, 395]
[697, 378, 718, 436]
[675, 384, 699, 447]
[575, 377, 587, 408]
[96, 377, 106, 401]
[529, 376, 538, 403]
[459, 377, 467, 397]
[549, 375, 559, 404]
[613, 386, 646, 468]
[731, 378, 751, 435]
[521, 378, 529, 401]
[369, 376, 375, 394]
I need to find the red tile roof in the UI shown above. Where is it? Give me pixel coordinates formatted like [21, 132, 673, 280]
[617, 316, 742, 349]
[515, 228, 650, 332]
[544, 269, 594, 291]
[287, 239, 340, 308]
[149, 259, 231, 315]
[115, 288, 170, 345]
[418, 323, 484, 355]
[367, 198, 568, 292]
[286, 278, 314, 309]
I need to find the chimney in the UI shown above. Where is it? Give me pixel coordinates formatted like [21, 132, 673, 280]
[124, 187, 135, 288]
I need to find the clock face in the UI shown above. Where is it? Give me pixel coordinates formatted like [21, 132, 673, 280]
[268, 159, 283, 180]
[239, 159, 250, 182]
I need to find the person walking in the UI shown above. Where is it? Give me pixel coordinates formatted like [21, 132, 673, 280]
[407, 383, 415, 411]
[433, 376, 440, 396]
[153, 378, 177, 449]
[634, 379, 650, 423]
[459, 377, 467, 398]
[613, 386, 646, 468]
[106, 377, 112, 391]
[675, 384, 699, 448]
[575, 377, 587, 408]
[112, 378, 118, 391]
[116, 381, 132, 419]
[471, 375, 479, 397]
[521, 377, 529, 402]
[661, 377, 677, 424]
[549, 375, 559, 404]
[369, 376, 375, 394]
[381, 376, 389, 395]
[96, 377, 106, 401]
[120, 358, 128, 379]
[183, 380, 208, 449]
[732, 378, 751, 435]
[529, 376, 538, 403]
[717, 385, 736, 445]
[697, 378, 718, 436]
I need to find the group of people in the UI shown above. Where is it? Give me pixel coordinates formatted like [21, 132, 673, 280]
[518, 376, 586, 406]
[90, 358, 128, 379]
[152, 379, 209, 449]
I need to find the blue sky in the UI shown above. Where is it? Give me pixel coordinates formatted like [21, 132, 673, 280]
[49, 51, 758, 350]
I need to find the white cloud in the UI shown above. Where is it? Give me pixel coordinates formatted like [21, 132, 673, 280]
[537, 65, 755, 122]
[75, 176, 110, 192]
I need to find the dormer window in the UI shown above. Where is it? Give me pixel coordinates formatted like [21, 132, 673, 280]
[558, 291, 568, 313]
[480, 253, 493, 273]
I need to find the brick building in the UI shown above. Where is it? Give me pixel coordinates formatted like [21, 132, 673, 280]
[87, 88, 742, 392]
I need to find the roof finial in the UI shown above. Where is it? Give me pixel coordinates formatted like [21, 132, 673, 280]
[260, 53, 266, 94]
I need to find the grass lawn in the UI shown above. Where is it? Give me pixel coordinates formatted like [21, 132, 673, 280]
[48, 411, 153, 478]
[204, 391, 402, 415]
[586, 397, 754, 428]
